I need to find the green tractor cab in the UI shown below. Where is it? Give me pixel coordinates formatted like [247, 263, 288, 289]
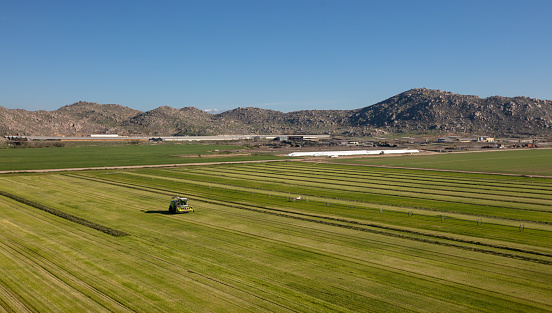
[169, 196, 194, 214]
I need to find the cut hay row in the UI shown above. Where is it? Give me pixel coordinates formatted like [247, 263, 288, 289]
[326, 149, 552, 176]
[249, 163, 552, 199]
[72, 170, 552, 254]
[179, 167, 552, 214]
[150, 167, 552, 224]
[2, 162, 552, 311]
[0, 190, 129, 237]
[40, 176, 552, 304]
[0, 176, 450, 309]
[0, 179, 323, 311]
[203, 164, 552, 203]
[0, 196, 279, 312]
[198, 203, 552, 297]
[115, 168, 552, 230]
[257, 162, 552, 191]
[70, 169, 552, 304]
[0, 233, 135, 312]
[181, 164, 551, 204]
[188, 164, 552, 208]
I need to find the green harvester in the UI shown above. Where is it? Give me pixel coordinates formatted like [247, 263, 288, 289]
[168, 196, 194, 213]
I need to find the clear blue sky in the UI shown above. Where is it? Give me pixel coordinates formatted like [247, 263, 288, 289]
[1, 0, 551, 112]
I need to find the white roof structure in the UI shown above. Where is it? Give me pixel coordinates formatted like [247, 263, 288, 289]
[285, 149, 419, 157]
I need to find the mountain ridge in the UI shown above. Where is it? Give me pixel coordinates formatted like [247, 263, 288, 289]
[2, 89, 551, 137]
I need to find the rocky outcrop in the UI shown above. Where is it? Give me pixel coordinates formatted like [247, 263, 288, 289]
[350, 89, 552, 135]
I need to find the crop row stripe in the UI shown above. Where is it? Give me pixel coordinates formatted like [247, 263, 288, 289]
[200, 166, 552, 205]
[166, 167, 552, 214]
[243, 163, 552, 198]
[0, 190, 129, 237]
[253, 162, 552, 190]
[66, 173, 552, 264]
[122, 169, 552, 225]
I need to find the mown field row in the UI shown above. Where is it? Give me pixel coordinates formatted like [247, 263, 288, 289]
[69, 172, 552, 262]
[179, 164, 552, 210]
[328, 148, 552, 176]
[1, 162, 552, 312]
[116, 164, 552, 225]
[75, 167, 552, 252]
[246, 162, 552, 196]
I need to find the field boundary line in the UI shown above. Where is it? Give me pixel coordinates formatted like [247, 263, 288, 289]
[0, 159, 292, 174]
[312, 161, 552, 179]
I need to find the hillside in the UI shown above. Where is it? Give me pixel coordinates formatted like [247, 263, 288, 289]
[2, 89, 551, 136]
[350, 89, 552, 136]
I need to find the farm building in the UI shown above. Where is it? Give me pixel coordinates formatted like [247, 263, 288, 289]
[286, 149, 419, 157]
[477, 136, 494, 142]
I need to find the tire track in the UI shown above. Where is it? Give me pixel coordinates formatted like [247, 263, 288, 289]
[163, 202, 550, 312]
[0, 277, 35, 313]
[0, 194, 285, 312]
[0, 235, 133, 312]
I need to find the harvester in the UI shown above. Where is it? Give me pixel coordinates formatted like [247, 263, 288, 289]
[168, 196, 194, 213]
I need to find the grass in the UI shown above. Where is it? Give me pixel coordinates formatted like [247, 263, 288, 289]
[152, 163, 552, 223]
[115, 165, 552, 248]
[328, 148, 552, 175]
[1, 160, 552, 312]
[0, 143, 284, 171]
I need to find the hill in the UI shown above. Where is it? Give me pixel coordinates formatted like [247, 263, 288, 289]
[2, 89, 551, 136]
[350, 89, 552, 136]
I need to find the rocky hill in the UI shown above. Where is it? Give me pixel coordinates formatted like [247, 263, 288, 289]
[350, 89, 552, 136]
[2, 89, 551, 137]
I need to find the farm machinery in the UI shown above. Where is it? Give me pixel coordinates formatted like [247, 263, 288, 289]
[168, 196, 194, 213]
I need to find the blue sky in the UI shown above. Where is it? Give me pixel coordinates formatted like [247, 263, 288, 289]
[1, 0, 551, 112]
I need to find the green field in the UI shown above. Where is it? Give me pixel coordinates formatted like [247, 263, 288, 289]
[1, 161, 552, 312]
[329, 148, 552, 176]
[0, 143, 282, 171]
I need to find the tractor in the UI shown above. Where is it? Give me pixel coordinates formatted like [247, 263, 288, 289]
[168, 196, 194, 213]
